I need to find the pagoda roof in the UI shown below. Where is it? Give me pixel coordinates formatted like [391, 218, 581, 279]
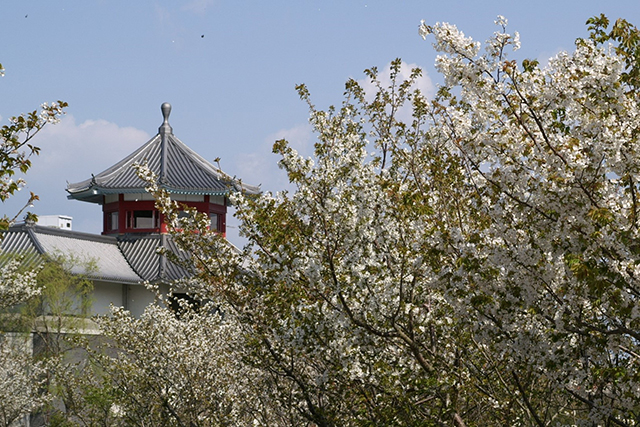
[66, 103, 259, 204]
[118, 233, 190, 283]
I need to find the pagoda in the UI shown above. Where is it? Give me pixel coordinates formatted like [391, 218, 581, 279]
[1, 103, 259, 318]
[66, 103, 258, 236]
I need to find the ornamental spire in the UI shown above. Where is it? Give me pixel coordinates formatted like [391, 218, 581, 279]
[159, 102, 172, 184]
[159, 102, 173, 135]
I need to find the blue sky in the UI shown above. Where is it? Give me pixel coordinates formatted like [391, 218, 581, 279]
[1, 0, 639, 245]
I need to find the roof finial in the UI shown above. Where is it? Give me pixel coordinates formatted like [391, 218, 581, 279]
[159, 103, 172, 184]
[159, 102, 173, 135]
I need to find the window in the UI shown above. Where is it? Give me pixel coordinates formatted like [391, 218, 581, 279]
[127, 210, 159, 229]
[209, 213, 218, 231]
[107, 211, 119, 231]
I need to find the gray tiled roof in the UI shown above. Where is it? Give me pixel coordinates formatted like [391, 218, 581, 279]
[117, 234, 191, 282]
[35, 230, 142, 284]
[1, 225, 191, 285]
[66, 104, 259, 204]
[2, 224, 142, 284]
[0, 228, 41, 268]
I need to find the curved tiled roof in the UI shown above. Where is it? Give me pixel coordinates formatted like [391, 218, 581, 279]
[66, 103, 259, 204]
[0, 228, 41, 268]
[2, 224, 192, 285]
[1, 224, 142, 284]
[117, 234, 190, 283]
[36, 232, 141, 284]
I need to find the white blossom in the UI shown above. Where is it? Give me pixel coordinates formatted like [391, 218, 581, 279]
[70, 15, 640, 426]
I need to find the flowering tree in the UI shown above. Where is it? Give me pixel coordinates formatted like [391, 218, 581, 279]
[0, 68, 67, 231]
[0, 259, 40, 310]
[0, 61, 67, 319]
[0, 338, 48, 427]
[0, 264, 46, 427]
[0, 256, 92, 427]
[0, 89, 67, 303]
[57, 298, 298, 426]
[103, 15, 640, 426]
[0, 63, 67, 426]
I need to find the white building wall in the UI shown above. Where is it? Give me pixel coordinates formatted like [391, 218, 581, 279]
[91, 281, 125, 316]
[36, 215, 72, 230]
[91, 281, 167, 317]
[126, 284, 168, 318]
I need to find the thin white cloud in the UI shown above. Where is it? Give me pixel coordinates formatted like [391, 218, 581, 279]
[234, 63, 433, 201]
[356, 60, 435, 102]
[155, 4, 172, 26]
[354, 60, 435, 124]
[1, 115, 150, 233]
[155, 4, 186, 47]
[269, 123, 313, 158]
[235, 123, 313, 194]
[30, 115, 150, 178]
[229, 123, 312, 247]
[537, 47, 564, 69]
[182, 0, 215, 15]
[235, 152, 270, 186]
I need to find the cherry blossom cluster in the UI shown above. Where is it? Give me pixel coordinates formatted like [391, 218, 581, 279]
[104, 16, 640, 425]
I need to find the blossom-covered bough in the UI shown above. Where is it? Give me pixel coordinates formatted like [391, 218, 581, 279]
[60, 302, 286, 426]
[0, 70, 66, 425]
[88, 15, 640, 426]
[0, 89, 67, 308]
[0, 261, 48, 427]
[0, 94, 67, 231]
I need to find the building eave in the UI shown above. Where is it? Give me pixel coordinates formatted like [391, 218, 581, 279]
[66, 104, 260, 206]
